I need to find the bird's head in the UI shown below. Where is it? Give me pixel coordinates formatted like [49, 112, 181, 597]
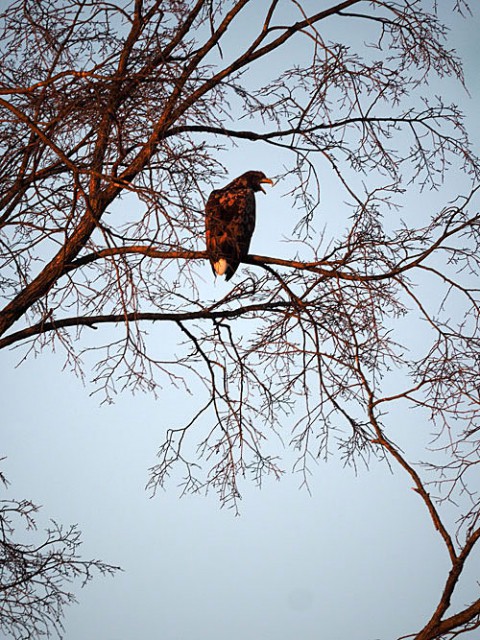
[233, 171, 274, 193]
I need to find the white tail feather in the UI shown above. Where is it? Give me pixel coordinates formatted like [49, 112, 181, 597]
[213, 258, 228, 276]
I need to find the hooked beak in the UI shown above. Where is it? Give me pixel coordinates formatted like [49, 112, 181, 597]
[259, 177, 274, 194]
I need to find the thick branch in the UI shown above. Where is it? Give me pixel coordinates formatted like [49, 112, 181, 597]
[0, 301, 292, 350]
[414, 527, 480, 640]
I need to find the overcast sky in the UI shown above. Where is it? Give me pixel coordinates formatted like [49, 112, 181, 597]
[2, 3, 480, 640]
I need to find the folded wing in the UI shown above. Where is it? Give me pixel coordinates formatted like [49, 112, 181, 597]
[205, 187, 256, 281]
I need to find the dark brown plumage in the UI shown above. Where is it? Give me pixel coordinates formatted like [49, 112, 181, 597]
[205, 171, 273, 281]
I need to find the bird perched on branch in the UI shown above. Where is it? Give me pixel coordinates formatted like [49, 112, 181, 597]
[205, 170, 274, 281]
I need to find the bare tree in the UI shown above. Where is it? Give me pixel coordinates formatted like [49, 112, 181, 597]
[0, 464, 120, 639]
[0, 1, 479, 638]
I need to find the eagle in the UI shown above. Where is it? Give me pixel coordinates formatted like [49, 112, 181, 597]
[205, 170, 273, 281]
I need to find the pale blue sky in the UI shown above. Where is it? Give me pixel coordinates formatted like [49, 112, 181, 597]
[2, 4, 480, 640]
